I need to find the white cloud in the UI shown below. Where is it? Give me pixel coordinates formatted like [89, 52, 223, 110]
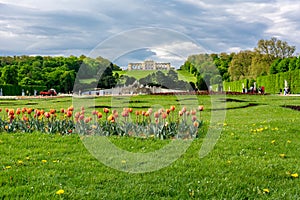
[0, 0, 300, 56]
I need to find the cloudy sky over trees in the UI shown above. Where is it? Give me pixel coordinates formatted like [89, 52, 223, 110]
[0, 0, 299, 67]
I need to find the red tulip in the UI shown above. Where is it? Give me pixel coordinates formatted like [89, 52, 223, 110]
[66, 111, 72, 118]
[16, 108, 21, 115]
[103, 108, 110, 113]
[192, 116, 197, 121]
[44, 112, 50, 118]
[27, 108, 33, 114]
[170, 105, 175, 111]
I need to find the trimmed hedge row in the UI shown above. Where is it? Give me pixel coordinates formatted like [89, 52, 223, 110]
[0, 85, 47, 96]
[223, 69, 300, 94]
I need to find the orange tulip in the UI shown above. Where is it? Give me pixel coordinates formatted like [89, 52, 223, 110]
[170, 105, 175, 111]
[198, 105, 204, 111]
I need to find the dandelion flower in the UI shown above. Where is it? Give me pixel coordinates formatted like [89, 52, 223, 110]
[5, 166, 11, 169]
[18, 160, 23, 164]
[279, 154, 285, 158]
[56, 189, 64, 195]
[42, 160, 47, 163]
[287, 140, 291, 143]
[271, 140, 275, 144]
[263, 188, 270, 193]
[291, 173, 299, 178]
[26, 156, 30, 160]
[121, 160, 126, 164]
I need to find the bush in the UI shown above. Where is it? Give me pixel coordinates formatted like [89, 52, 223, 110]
[0, 85, 47, 96]
[224, 69, 300, 94]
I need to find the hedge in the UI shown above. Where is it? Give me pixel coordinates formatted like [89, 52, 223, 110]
[0, 85, 47, 96]
[223, 69, 300, 94]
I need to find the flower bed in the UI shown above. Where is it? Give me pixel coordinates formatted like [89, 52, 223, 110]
[0, 105, 204, 139]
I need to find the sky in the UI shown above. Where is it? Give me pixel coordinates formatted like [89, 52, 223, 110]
[0, 0, 300, 67]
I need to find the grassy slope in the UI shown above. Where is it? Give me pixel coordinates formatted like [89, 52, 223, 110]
[1, 95, 300, 198]
[80, 70, 196, 84]
[116, 69, 196, 82]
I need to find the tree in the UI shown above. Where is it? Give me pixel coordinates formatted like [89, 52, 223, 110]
[277, 58, 289, 72]
[255, 37, 295, 59]
[97, 66, 117, 89]
[60, 70, 75, 93]
[296, 56, 300, 69]
[250, 53, 272, 78]
[2, 65, 18, 85]
[155, 71, 167, 87]
[211, 52, 233, 81]
[125, 76, 137, 86]
[167, 69, 178, 80]
[196, 75, 208, 90]
[288, 57, 297, 71]
[228, 50, 253, 81]
[270, 58, 282, 74]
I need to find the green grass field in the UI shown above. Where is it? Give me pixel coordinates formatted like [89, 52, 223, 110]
[80, 69, 196, 84]
[1, 94, 300, 199]
[115, 69, 196, 82]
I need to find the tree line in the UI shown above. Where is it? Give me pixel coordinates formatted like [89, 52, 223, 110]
[0, 55, 120, 93]
[0, 37, 298, 93]
[179, 37, 298, 90]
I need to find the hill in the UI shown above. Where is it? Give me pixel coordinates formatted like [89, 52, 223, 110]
[114, 69, 196, 83]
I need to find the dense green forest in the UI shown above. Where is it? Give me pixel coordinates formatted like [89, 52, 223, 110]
[0, 55, 120, 93]
[0, 37, 299, 94]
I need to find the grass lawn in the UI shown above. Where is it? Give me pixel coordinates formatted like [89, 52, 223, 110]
[1, 95, 300, 198]
[114, 69, 196, 82]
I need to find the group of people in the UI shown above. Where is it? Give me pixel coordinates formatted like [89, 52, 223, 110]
[242, 86, 265, 94]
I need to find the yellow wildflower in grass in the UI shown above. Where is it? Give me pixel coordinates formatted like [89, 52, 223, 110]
[271, 140, 275, 144]
[121, 160, 126, 164]
[5, 166, 11, 169]
[223, 123, 227, 126]
[227, 160, 232, 164]
[279, 154, 285, 158]
[42, 160, 47, 163]
[56, 189, 65, 195]
[18, 160, 24, 164]
[257, 128, 264, 132]
[287, 140, 291, 143]
[26, 156, 30, 160]
[291, 173, 299, 178]
[263, 188, 270, 193]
